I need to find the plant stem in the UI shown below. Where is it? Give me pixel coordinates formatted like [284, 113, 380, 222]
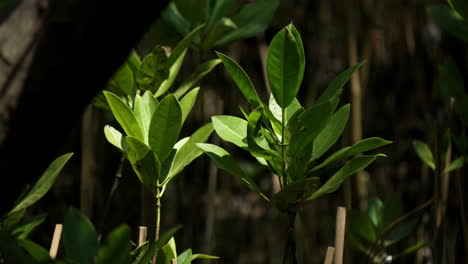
[282, 210, 297, 264]
[152, 184, 161, 264]
[281, 108, 286, 187]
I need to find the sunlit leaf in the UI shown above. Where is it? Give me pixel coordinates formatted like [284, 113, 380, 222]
[179, 87, 199, 125]
[412, 140, 435, 170]
[104, 91, 144, 140]
[212, 115, 248, 148]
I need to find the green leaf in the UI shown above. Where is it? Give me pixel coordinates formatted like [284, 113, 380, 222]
[104, 125, 126, 151]
[206, 0, 235, 25]
[212, 115, 248, 148]
[269, 96, 301, 125]
[95, 225, 132, 264]
[382, 193, 403, 228]
[197, 143, 268, 201]
[349, 211, 377, 242]
[160, 237, 177, 264]
[308, 155, 381, 200]
[107, 63, 134, 96]
[345, 232, 369, 255]
[134, 91, 159, 142]
[177, 249, 192, 264]
[393, 241, 431, 259]
[216, 52, 261, 108]
[126, 136, 160, 189]
[444, 156, 467, 173]
[368, 198, 384, 232]
[136, 46, 169, 93]
[2, 209, 25, 231]
[156, 49, 187, 98]
[17, 239, 50, 263]
[167, 24, 205, 66]
[412, 140, 436, 170]
[12, 214, 46, 239]
[174, 0, 203, 24]
[311, 137, 392, 171]
[63, 207, 99, 264]
[165, 123, 214, 182]
[386, 218, 418, 245]
[174, 59, 221, 98]
[127, 50, 141, 73]
[315, 62, 365, 105]
[0, 230, 37, 264]
[161, 2, 192, 35]
[134, 225, 182, 264]
[179, 87, 199, 125]
[428, 5, 468, 43]
[9, 153, 73, 215]
[247, 107, 273, 159]
[288, 24, 305, 90]
[266, 25, 302, 108]
[273, 177, 321, 210]
[311, 104, 350, 161]
[449, 0, 468, 20]
[149, 94, 182, 162]
[215, 0, 280, 46]
[104, 91, 144, 140]
[191, 253, 219, 261]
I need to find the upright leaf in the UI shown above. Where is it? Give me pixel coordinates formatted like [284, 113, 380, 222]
[179, 87, 199, 125]
[136, 46, 169, 93]
[10, 153, 73, 215]
[104, 91, 144, 140]
[12, 214, 47, 239]
[133, 91, 159, 142]
[311, 104, 350, 161]
[148, 94, 182, 162]
[217, 52, 261, 107]
[126, 136, 160, 189]
[104, 125, 126, 151]
[156, 49, 187, 98]
[266, 25, 302, 108]
[95, 225, 132, 264]
[212, 115, 248, 148]
[412, 140, 435, 170]
[63, 208, 99, 264]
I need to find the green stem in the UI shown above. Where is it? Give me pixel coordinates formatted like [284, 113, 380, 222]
[281, 108, 286, 187]
[152, 184, 161, 264]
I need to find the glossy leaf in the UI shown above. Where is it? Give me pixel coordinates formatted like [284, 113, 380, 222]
[266, 25, 302, 108]
[167, 24, 205, 66]
[174, 59, 221, 98]
[311, 104, 350, 161]
[10, 153, 73, 215]
[197, 143, 268, 201]
[349, 211, 377, 242]
[95, 225, 132, 264]
[215, 0, 280, 46]
[63, 207, 99, 264]
[212, 115, 248, 148]
[412, 140, 435, 170]
[179, 87, 199, 125]
[12, 214, 46, 239]
[136, 46, 169, 93]
[308, 155, 381, 200]
[311, 137, 392, 171]
[428, 5, 468, 43]
[104, 91, 144, 140]
[126, 136, 160, 189]
[288, 24, 305, 89]
[217, 52, 261, 108]
[166, 123, 214, 181]
[134, 91, 159, 142]
[134, 225, 181, 264]
[104, 125, 126, 151]
[149, 94, 182, 162]
[156, 49, 187, 98]
[315, 62, 365, 105]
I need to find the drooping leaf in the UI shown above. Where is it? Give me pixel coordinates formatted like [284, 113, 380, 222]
[428, 5, 468, 43]
[95, 225, 132, 264]
[215, 0, 280, 46]
[104, 91, 144, 140]
[311, 137, 392, 171]
[217, 52, 261, 108]
[12, 214, 46, 239]
[412, 140, 436, 170]
[197, 143, 268, 201]
[165, 123, 214, 182]
[315, 62, 365, 105]
[349, 211, 377, 242]
[134, 225, 182, 264]
[174, 59, 221, 98]
[266, 25, 302, 108]
[126, 136, 160, 189]
[104, 125, 126, 151]
[179, 87, 199, 125]
[308, 155, 381, 200]
[156, 49, 187, 98]
[133, 91, 159, 142]
[190, 253, 219, 261]
[212, 115, 248, 148]
[148, 94, 182, 162]
[17, 239, 50, 263]
[63, 207, 99, 264]
[136, 46, 169, 93]
[9, 153, 73, 215]
[311, 104, 350, 161]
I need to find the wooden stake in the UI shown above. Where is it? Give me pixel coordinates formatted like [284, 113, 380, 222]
[324, 247, 335, 264]
[334, 207, 346, 264]
[49, 224, 63, 259]
[171, 259, 177, 264]
[138, 226, 147, 246]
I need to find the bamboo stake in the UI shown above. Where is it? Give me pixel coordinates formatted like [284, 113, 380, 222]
[171, 259, 177, 264]
[334, 207, 346, 264]
[138, 226, 147, 246]
[324, 247, 335, 264]
[49, 224, 63, 259]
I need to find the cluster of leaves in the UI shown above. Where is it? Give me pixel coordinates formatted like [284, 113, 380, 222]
[148, 0, 280, 52]
[0, 153, 73, 263]
[197, 23, 391, 213]
[347, 194, 431, 264]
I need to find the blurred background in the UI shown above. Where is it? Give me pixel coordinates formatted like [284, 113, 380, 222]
[0, 0, 466, 263]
